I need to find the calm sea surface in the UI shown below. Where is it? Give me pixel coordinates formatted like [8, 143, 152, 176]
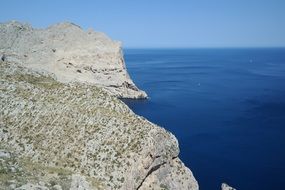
[123, 48, 285, 190]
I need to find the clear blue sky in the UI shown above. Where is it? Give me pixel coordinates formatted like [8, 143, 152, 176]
[1, 0, 285, 48]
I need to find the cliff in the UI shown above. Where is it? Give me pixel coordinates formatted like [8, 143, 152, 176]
[0, 21, 198, 190]
[0, 21, 147, 99]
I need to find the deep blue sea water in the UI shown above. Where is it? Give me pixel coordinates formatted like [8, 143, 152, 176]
[122, 48, 285, 190]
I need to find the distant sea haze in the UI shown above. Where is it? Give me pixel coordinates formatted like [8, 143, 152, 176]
[123, 48, 285, 190]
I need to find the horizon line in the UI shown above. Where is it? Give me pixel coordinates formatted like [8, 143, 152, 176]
[123, 46, 285, 49]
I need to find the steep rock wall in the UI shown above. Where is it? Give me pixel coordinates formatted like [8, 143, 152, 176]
[0, 21, 147, 99]
[0, 21, 199, 190]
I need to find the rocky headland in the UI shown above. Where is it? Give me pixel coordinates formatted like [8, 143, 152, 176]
[0, 21, 147, 99]
[0, 21, 198, 189]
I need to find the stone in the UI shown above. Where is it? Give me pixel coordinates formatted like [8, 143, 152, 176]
[38, 181, 45, 186]
[0, 21, 199, 189]
[0, 61, 198, 189]
[10, 166, 16, 173]
[0, 149, 10, 158]
[138, 158, 199, 190]
[0, 21, 147, 99]
[1, 54, 5, 61]
[221, 183, 236, 190]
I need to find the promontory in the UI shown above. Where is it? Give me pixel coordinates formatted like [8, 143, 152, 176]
[0, 21, 199, 190]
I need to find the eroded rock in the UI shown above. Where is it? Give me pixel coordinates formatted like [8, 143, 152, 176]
[221, 183, 236, 190]
[0, 61, 198, 189]
[0, 21, 147, 99]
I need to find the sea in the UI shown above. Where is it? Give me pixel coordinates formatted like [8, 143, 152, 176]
[122, 48, 285, 190]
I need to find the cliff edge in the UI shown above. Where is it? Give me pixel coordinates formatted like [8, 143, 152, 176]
[0, 21, 147, 99]
[0, 21, 198, 190]
[0, 61, 198, 189]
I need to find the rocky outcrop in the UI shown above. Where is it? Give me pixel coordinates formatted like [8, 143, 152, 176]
[221, 183, 236, 190]
[0, 60, 198, 189]
[0, 21, 147, 99]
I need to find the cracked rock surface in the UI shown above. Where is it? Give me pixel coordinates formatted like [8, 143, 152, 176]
[0, 21, 147, 99]
[0, 60, 198, 189]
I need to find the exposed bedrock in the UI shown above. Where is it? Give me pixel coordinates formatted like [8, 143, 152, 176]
[0, 58, 198, 189]
[0, 21, 147, 99]
[0, 21, 199, 189]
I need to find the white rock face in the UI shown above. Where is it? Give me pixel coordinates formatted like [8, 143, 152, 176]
[0, 20, 200, 190]
[138, 158, 199, 190]
[0, 21, 147, 99]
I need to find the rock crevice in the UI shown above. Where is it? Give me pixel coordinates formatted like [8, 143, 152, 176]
[137, 161, 167, 190]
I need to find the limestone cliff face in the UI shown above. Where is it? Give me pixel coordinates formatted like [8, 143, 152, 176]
[0, 61, 198, 189]
[0, 21, 147, 99]
[0, 21, 198, 190]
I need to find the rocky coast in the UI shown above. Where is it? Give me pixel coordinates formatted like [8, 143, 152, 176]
[0, 21, 198, 190]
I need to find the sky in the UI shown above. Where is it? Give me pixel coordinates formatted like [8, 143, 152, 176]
[1, 0, 285, 48]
